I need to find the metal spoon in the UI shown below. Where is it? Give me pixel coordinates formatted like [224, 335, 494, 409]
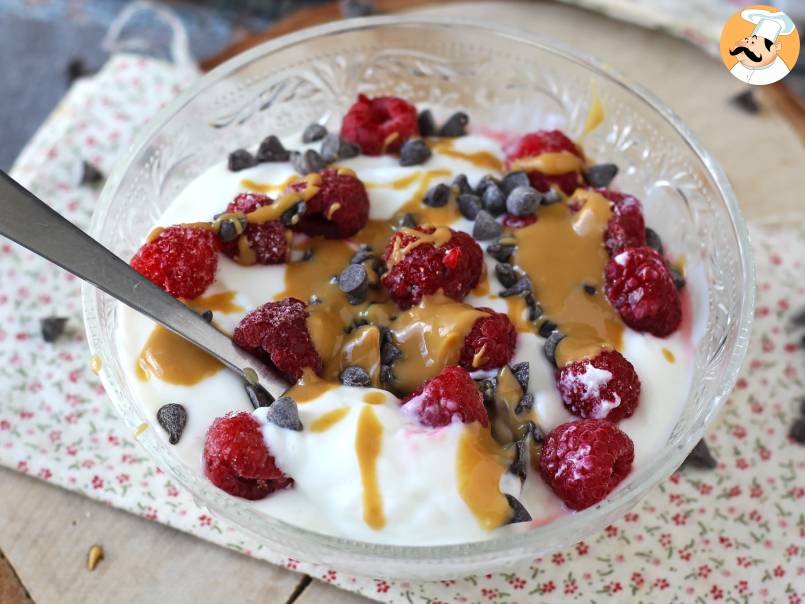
[0, 171, 286, 401]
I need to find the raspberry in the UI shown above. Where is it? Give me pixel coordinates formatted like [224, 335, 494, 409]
[289, 169, 369, 239]
[203, 412, 292, 500]
[131, 224, 219, 299]
[505, 130, 584, 195]
[556, 350, 641, 422]
[501, 213, 537, 229]
[233, 298, 322, 381]
[539, 419, 634, 510]
[340, 94, 419, 155]
[221, 193, 289, 265]
[604, 246, 682, 337]
[598, 189, 647, 255]
[400, 366, 488, 428]
[459, 308, 517, 371]
[381, 226, 483, 309]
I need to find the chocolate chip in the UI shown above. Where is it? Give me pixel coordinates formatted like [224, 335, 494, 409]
[266, 396, 303, 431]
[302, 123, 328, 143]
[418, 109, 437, 137]
[201, 310, 214, 323]
[424, 183, 451, 207]
[350, 246, 375, 265]
[669, 266, 686, 289]
[543, 330, 565, 368]
[645, 228, 664, 255]
[340, 366, 371, 387]
[583, 163, 618, 188]
[228, 149, 257, 172]
[80, 161, 104, 185]
[256, 135, 291, 162]
[399, 139, 432, 167]
[291, 149, 327, 175]
[477, 379, 496, 405]
[525, 295, 543, 322]
[583, 284, 596, 295]
[789, 418, 805, 444]
[482, 184, 506, 216]
[730, 90, 759, 115]
[501, 171, 530, 194]
[473, 210, 502, 241]
[301, 249, 314, 261]
[515, 392, 534, 415]
[538, 320, 557, 338]
[40, 317, 68, 343]
[156, 403, 187, 445]
[511, 362, 529, 392]
[245, 382, 274, 409]
[309, 294, 322, 305]
[281, 201, 306, 226]
[396, 213, 417, 229]
[486, 241, 515, 263]
[682, 439, 717, 469]
[506, 186, 541, 216]
[320, 133, 360, 162]
[437, 111, 469, 137]
[475, 175, 500, 196]
[338, 264, 368, 304]
[217, 217, 245, 243]
[526, 420, 545, 443]
[500, 276, 532, 298]
[340, 0, 375, 17]
[542, 189, 563, 205]
[495, 263, 518, 288]
[380, 364, 395, 386]
[458, 194, 482, 220]
[505, 494, 532, 524]
[509, 439, 528, 482]
[452, 174, 473, 196]
[381, 341, 402, 365]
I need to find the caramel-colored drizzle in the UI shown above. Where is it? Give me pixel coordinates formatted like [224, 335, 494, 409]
[508, 151, 583, 175]
[395, 169, 461, 226]
[362, 391, 386, 405]
[184, 290, 244, 314]
[355, 406, 385, 530]
[240, 174, 299, 194]
[309, 407, 350, 433]
[662, 348, 675, 363]
[429, 139, 503, 172]
[246, 173, 321, 225]
[135, 326, 223, 385]
[286, 368, 337, 403]
[386, 226, 453, 269]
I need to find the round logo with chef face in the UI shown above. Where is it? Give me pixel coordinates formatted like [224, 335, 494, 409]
[720, 4, 799, 86]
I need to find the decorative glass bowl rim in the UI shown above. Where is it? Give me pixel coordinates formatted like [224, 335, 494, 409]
[83, 16, 755, 562]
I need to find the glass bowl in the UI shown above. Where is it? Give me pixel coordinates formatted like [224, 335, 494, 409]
[83, 16, 754, 580]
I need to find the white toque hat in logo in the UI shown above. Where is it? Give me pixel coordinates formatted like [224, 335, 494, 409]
[741, 8, 796, 42]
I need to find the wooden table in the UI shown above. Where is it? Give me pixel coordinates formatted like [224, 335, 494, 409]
[1, 2, 802, 603]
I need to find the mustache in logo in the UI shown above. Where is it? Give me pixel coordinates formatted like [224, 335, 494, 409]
[730, 45, 763, 62]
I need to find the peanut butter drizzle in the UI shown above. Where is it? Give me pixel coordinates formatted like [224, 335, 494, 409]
[235, 234, 257, 266]
[135, 325, 223, 385]
[662, 348, 675, 363]
[146, 226, 164, 243]
[471, 270, 490, 297]
[286, 368, 337, 403]
[309, 407, 350, 433]
[240, 174, 299, 194]
[355, 406, 385, 530]
[386, 226, 453, 269]
[184, 290, 244, 314]
[323, 325, 382, 386]
[362, 391, 386, 405]
[352, 219, 394, 253]
[456, 423, 512, 530]
[364, 172, 421, 190]
[509, 189, 623, 366]
[490, 366, 537, 444]
[429, 139, 503, 172]
[509, 151, 583, 175]
[246, 173, 321, 225]
[395, 168, 461, 226]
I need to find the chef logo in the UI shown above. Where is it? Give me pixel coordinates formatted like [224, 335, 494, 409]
[720, 5, 799, 86]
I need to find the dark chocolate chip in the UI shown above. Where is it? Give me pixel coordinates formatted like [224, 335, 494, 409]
[645, 227, 664, 255]
[505, 494, 532, 524]
[452, 174, 473, 196]
[509, 438, 528, 482]
[228, 149, 257, 172]
[682, 439, 717, 469]
[506, 186, 541, 217]
[340, 366, 371, 387]
[418, 109, 437, 138]
[381, 341, 402, 366]
[525, 295, 543, 322]
[538, 320, 557, 338]
[486, 241, 515, 263]
[80, 161, 104, 185]
[475, 175, 500, 197]
[789, 418, 805, 444]
[542, 189, 563, 205]
[40, 317, 68, 343]
[511, 362, 529, 392]
[501, 171, 530, 194]
[583, 284, 596, 295]
[156, 403, 187, 445]
[338, 264, 368, 303]
[730, 90, 759, 114]
[302, 123, 328, 143]
[437, 111, 469, 137]
[583, 163, 618, 188]
[669, 266, 686, 289]
[495, 263, 518, 288]
[399, 139, 432, 167]
[514, 392, 534, 415]
[350, 247, 376, 265]
[380, 364, 395, 386]
[500, 276, 532, 298]
[245, 382, 274, 409]
[526, 420, 545, 443]
[256, 135, 291, 162]
[266, 396, 303, 431]
[218, 219, 242, 243]
[424, 183, 451, 207]
[340, 0, 376, 17]
[309, 294, 322, 305]
[396, 213, 417, 229]
[301, 248, 314, 261]
[543, 330, 566, 368]
[291, 149, 327, 175]
[201, 310, 214, 323]
[458, 194, 483, 220]
[482, 183, 506, 216]
[473, 210, 502, 241]
[281, 201, 306, 226]
[477, 379, 496, 405]
[320, 132, 360, 162]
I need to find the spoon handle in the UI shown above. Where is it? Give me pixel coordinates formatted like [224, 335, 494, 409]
[0, 171, 285, 398]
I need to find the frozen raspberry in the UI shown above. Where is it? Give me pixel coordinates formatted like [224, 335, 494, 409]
[221, 193, 289, 265]
[203, 412, 292, 500]
[540, 419, 634, 510]
[459, 308, 517, 371]
[131, 225, 219, 299]
[505, 130, 584, 195]
[340, 94, 419, 155]
[233, 298, 322, 381]
[501, 213, 537, 229]
[288, 169, 369, 239]
[556, 350, 640, 422]
[381, 226, 483, 309]
[605, 246, 682, 337]
[400, 366, 488, 428]
[597, 189, 647, 255]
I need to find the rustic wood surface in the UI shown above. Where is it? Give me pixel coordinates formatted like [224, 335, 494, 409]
[0, 1, 802, 603]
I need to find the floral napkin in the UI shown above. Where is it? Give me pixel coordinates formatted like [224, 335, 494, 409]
[3, 47, 804, 604]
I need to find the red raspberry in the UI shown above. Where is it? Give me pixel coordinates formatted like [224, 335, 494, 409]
[131, 224, 219, 299]
[539, 419, 634, 510]
[233, 298, 322, 381]
[501, 214, 537, 229]
[598, 189, 646, 255]
[289, 169, 369, 239]
[381, 226, 483, 309]
[203, 412, 292, 500]
[221, 193, 289, 265]
[556, 350, 640, 422]
[604, 246, 682, 337]
[459, 308, 517, 371]
[400, 366, 488, 428]
[340, 94, 419, 155]
[505, 130, 584, 195]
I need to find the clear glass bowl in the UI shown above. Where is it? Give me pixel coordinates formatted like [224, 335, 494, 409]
[83, 17, 754, 579]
